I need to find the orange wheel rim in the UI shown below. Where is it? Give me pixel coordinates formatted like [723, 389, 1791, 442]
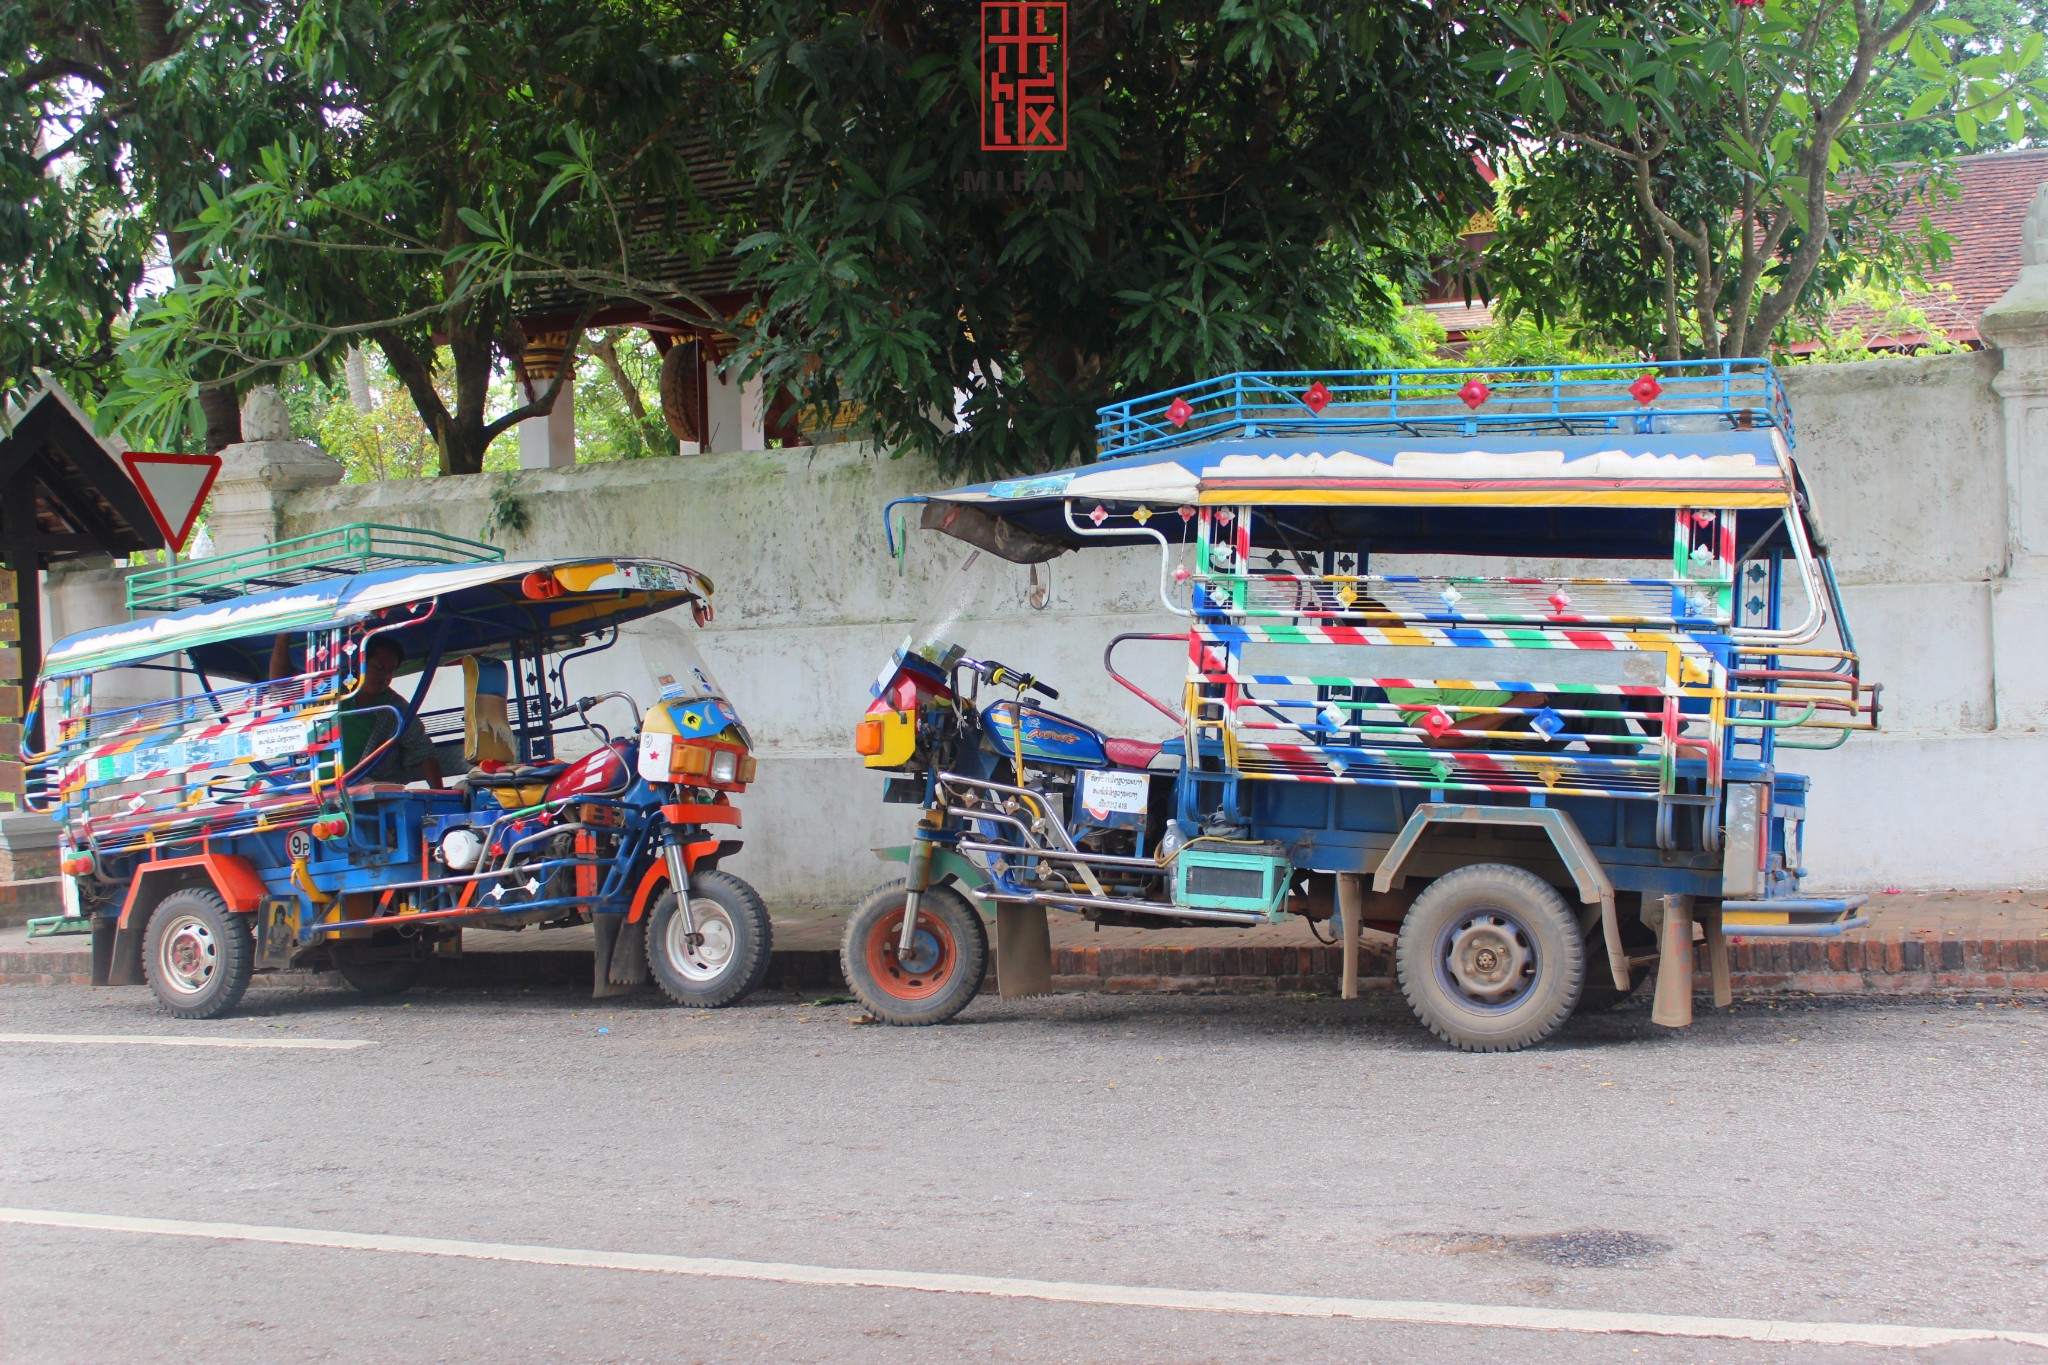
[864, 906, 958, 1001]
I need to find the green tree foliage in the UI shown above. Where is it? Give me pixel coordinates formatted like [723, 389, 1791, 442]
[1479, 0, 2048, 359]
[2, 1, 321, 446]
[731, 0, 1513, 475]
[1864, 0, 2048, 158]
[102, 0, 733, 474]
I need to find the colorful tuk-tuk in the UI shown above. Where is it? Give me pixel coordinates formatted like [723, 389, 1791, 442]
[23, 525, 769, 1018]
[849, 361, 1880, 1051]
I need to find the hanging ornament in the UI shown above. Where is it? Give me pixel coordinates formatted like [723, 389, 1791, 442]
[1166, 396, 1194, 428]
[1459, 378, 1491, 409]
[1547, 589, 1573, 615]
[1131, 505, 1153, 525]
[1303, 380, 1332, 414]
[1531, 708, 1566, 739]
[1215, 508, 1234, 525]
[1417, 707, 1456, 738]
[1177, 505, 1197, 521]
[1172, 564, 1192, 583]
[1439, 584, 1463, 610]
[1088, 504, 1109, 526]
[1629, 374, 1664, 405]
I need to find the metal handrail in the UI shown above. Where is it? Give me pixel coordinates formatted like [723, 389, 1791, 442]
[127, 522, 503, 612]
[1094, 359, 1793, 460]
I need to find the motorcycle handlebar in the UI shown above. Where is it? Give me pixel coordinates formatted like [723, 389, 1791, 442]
[968, 658, 1059, 701]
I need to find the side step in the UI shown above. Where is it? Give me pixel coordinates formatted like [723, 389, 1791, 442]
[1719, 895, 1869, 937]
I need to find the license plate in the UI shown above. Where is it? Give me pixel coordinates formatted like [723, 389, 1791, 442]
[1079, 768, 1149, 818]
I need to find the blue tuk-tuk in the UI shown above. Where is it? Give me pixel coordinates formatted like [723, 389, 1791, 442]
[24, 525, 769, 1018]
[848, 360, 1880, 1050]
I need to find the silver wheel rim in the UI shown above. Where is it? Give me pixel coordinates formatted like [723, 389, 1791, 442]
[157, 913, 218, 997]
[667, 899, 738, 983]
[1441, 911, 1535, 1006]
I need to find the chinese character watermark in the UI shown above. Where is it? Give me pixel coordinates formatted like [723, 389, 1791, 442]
[981, 1, 1066, 152]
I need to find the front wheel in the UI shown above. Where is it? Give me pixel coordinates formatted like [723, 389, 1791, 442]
[142, 887, 254, 1020]
[646, 870, 773, 1008]
[1395, 863, 1584, 1053]
[840, 880, 987, 1026]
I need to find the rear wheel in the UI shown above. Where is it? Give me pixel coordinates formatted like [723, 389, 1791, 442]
[1395, 864, 1583, 1052]
[841, 881, 987, 1026]
[646, 870, 773, 1008]
[142, 887, 254, 1020]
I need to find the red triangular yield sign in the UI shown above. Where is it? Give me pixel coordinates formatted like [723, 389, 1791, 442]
[121, 451, 222, 553]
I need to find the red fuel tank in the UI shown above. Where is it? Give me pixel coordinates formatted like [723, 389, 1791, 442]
[545, 741, 632, 801]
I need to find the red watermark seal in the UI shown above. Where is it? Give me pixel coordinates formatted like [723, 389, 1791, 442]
[981, 2, 1067, 152]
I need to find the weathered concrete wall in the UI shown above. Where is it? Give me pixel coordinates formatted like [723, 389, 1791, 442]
[277, 352, 2046, 899]
[1781, 353, 2041, 887]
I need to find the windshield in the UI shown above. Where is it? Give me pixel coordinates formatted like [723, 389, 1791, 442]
[649, 632, 730, 708]
[898, 548, 1012, 675]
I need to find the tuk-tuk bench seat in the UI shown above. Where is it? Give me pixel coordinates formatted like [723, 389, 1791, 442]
[459, 765, 566, 790]
[1105, 737, 1166, 769]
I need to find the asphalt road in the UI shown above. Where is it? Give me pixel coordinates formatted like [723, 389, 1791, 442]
[1, 980, 2045, 1364]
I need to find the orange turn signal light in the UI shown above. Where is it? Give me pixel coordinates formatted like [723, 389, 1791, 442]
[667, 743, 713, 777]
[854, 719, 885, 755]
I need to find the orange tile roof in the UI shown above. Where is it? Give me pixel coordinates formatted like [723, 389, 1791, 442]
[1806, 147, 2048, 349]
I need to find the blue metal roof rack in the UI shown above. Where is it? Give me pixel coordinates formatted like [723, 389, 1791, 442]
[1094, 358, 1794, 461]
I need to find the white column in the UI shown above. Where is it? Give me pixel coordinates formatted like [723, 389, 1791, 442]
[517, 395, 576, 470]
[738, 374, 768, 451]
[702, 366, 743, 454]
[208, 387, 345, 558]
[1975, 183, 2048, 728]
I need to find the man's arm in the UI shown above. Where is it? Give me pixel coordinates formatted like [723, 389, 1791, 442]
[269, 634, 293, 681]
[397, 714, 444, 790]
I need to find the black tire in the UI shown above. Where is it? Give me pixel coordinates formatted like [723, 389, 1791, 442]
[1395, 864, 1584, 1052]
[840, 880, 987, 1026]
[332, 947, 427, 998]
[646, 870, 773, 1008]
[142, 886, 255, 1020]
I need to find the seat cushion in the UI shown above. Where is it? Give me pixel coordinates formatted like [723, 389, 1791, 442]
[1104, 737, 1165, 769]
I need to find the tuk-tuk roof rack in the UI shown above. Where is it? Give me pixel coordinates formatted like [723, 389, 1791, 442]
[126, 522, 505, 613]
[1094, 358, 1794, 462]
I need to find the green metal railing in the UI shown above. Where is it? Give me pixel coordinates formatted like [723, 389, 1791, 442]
[127, 523, 504, 613]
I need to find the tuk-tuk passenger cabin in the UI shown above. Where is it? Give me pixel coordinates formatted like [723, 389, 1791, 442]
[26, 525, 769, 1018]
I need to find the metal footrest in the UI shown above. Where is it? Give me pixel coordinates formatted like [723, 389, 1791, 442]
[25, 914, 91, 938]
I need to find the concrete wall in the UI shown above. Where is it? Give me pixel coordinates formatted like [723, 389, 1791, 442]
[273, 353, 2046, 899]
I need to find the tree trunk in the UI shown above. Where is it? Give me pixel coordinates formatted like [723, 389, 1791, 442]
[196, 385, 243, 453]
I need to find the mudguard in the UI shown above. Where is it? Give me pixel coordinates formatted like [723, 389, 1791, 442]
[874, 844, 992, 894]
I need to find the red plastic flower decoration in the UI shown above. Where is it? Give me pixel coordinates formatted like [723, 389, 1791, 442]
[1630, 374, 1664, 405]
[1303, 380, 1332, 414]
[1165, 396, 1194, 428]
[1459, 378, 1491, 410]
[1416, 707, 1457, 738]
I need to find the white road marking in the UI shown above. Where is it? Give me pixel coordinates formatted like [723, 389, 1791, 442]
[0, 1033, 372, 1051]
[0, 1207, 2041, 1350]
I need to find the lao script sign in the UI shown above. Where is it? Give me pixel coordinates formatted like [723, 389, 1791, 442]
[981, 2, 1066, 152]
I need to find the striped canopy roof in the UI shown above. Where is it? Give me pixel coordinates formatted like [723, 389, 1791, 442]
[42, 558, 709, 680]
[914, 430, 1799, 563]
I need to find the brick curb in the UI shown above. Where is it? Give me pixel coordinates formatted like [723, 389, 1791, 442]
[8, 936, 2048, 997]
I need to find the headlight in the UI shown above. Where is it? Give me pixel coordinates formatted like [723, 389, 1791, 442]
[439, 828, 483, 871]
[709, 749, 739, 784]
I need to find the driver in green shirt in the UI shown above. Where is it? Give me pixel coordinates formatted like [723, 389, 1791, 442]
[272, 632, 444, 787]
